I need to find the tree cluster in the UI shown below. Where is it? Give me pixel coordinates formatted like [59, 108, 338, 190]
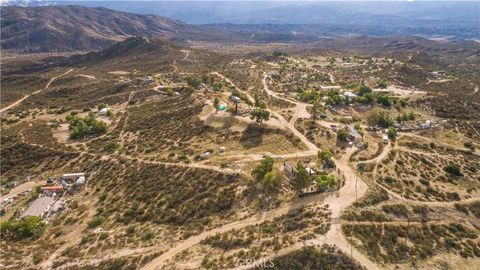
[252, 156, 277, 191]
[250, 94, 270, 124]
[67, 114, 107, 139]
[1, 216, 45, 240]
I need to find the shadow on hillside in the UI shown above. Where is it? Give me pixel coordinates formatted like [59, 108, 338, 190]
[239, 123, 266, 149]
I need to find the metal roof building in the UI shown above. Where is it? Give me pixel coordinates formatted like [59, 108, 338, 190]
[20, 197, 54, 218]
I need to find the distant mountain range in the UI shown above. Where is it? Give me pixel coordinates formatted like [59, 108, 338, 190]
[2, 1, 479, 44]
[0, 5, 232, 53]
[1, 3, 479, 53]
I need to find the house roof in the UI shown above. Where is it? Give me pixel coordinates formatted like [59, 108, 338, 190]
[63, 173, 85, 178]
[41, 186, 64, 191]
[284, 161, 296, 170]
[351, 129, 362, 139]
[343, 91, 358, 98]
[21, 197, 54, 218]
[230, 96, 241, 103]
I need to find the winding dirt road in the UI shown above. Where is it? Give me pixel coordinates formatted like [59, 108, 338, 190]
[0, 69, 74, 113]
[142, 73, 378, 270]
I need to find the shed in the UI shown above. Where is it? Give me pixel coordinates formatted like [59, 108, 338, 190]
[41, 186, 64, 194]
[75, 176, 86, 186]
[351, 129, 363, 143]
[62, 173, 85, 180]
[343, 91, 358, 98]
[283, 161, 297, 179]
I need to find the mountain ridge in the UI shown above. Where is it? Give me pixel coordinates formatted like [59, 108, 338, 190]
[0, 5, 227, 53]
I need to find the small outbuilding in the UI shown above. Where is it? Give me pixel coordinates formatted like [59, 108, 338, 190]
[62, 173, 85, 181]
[351, 129, 363, 143]
[75, 176, 86, 187]
[284, 161, 297, 179]
[41, 186, 64, 195]
[98, 108, 109, 116]
[343, 91, 358, 98]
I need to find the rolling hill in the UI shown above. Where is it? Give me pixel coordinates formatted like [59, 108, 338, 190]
[0, 5, 227, 53]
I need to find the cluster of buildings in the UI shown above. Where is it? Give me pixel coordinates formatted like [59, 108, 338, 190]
[388, 119, 437, 132]
[431, 71, 447, 80]
[17, 173, 86, 221]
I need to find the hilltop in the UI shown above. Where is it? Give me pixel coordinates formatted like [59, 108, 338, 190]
[1, 5, 227, 53]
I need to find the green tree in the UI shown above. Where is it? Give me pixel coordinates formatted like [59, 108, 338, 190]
[367, 110, 393, 128]
[358, 85, 372, 96]
[444, 164, 462, 176]
[213, 82, 222, 92]
[186, 77, 200, 89]
[399, 99, 407, 107]
[104, 141, 119, 153]
[254, 93, 263, 108]
[318, 149, 335, 168]
[250, 108, 270, 124]
[1, 216, 45, 240]
[262, 171, 278, 192]
[336, 128, 349, 142]
[376, 94, 391, 107]
[299, 89, 318, 103]
[408, 111, 416, 121]
[318, 149, 333, 161]
[377, 79, 388, 89]
[213, 97, 220, 113]
[67, 115, 107, 139]
[387, 127, 397, 140]
[310, 99, 321, 122]
[316, 174, 337, 190]
[252, 156, 274, 181]
[293, 162, 310, 191]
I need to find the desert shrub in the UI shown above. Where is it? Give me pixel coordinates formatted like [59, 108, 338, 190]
[467, 202, 480, 218]
[336, 128, 349, 142]
[142, 230, 154, 241]
[381, 204, 408, 218]
[201, 232, 253, 250]
[255, 245, 365, 270]
[0, 216, 45, 240]
[353, 187, 389, 207]
[443, 164, 462, 176]
[367, 110, 393, 127]
[87, 216, 105, 228]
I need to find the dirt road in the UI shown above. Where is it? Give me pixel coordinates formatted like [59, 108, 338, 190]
[141, 182, 357, 270]
[1, 181, 38, 201]
[141, 73, 378, 270]
[0, 69, 74, 113]
[181, 49, 190, 60]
